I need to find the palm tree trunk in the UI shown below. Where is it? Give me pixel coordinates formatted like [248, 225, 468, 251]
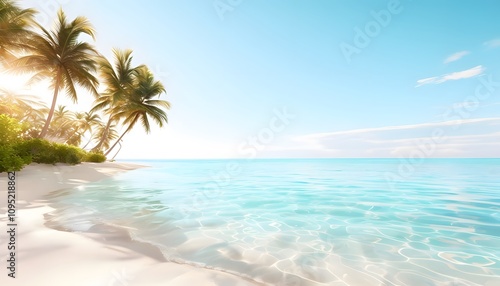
[104, 125, 132, 157]
[82, 132, 94, 149]
[105, 112, 143, 157]
[92, 117, 112, 151]
[39, 68, 62, 138]
[111, 141, 122, 161]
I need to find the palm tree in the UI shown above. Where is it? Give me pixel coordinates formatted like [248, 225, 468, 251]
[104, 66, 170, 156]
[110, 140, 123, 161]
[0, 88, 48, 138]
[52, 105, 72, 124]
[75, 111, 102, 148]
[22, 106, 48, 138]
[91, 49, 137, 152]
[47, 105, 74, 142]
[10, 8, 99, 138]
[93, 122, 118, 151]
[0, 88, 46, 120]
[0, 0, 36, 64]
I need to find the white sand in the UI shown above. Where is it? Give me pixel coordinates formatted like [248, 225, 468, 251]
[0, 162, 260, 286]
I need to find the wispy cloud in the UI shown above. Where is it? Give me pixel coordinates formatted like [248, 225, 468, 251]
[297, 117, 500, 141]
[290, 117, 500, 158]
[444, 51, 469, 64]
[416, 65, 485, 87]
[484, 38, 500, 48]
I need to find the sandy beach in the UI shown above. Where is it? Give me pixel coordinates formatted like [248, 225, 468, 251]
[0, 162, 260, 286]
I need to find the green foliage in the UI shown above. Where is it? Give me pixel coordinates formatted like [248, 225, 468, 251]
[84, 151, 106, 163]
[16, 138, 89, 165]
[16, 138, 57, 164]
[0, 113, 109, 172]
[0, 144, 29, 172]
[0, 115, 30, 172]
[54, 143, 87, 165]
[0, 114, 22, 144]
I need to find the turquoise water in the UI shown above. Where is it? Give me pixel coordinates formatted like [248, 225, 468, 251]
[46, 159, 500, 285]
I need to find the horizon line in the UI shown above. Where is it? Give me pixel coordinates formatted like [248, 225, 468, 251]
[116, 157, 500, 161]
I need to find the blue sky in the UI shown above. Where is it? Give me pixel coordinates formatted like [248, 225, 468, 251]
[10, 0, 500, 158]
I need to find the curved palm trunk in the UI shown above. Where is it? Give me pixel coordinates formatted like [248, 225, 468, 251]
[111, 141, 122, 161]
[92, 117, 112, 151]
[39, 68, 62, 138]
[82, 132, 94, 149]
[104, 123, 133, 157]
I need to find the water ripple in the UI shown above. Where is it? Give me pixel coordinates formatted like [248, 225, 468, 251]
[45, 159, 500, 285]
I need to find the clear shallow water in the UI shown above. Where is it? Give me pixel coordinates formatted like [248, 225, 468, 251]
[46, 159, 500, 285]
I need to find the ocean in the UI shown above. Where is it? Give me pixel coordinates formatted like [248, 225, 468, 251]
[45, 159, 500, 285]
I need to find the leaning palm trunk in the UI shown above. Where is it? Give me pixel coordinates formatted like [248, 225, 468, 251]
[82, 133, 94, 149]
[92, 118, 112, 151]
[104, 119, 136, 157]
[39, 68, 62, 138]
[110, 141, 123, 161]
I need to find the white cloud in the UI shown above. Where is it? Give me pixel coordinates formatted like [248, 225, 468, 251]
[484, 38, 500, 48]
[444, 51, 469, 64]
[297, 117, 499, 141]
[293, 117, 500, 158]
[416, 65, 485, 87]
[415, 76, 439, 87]
[441, 65, 484, 81]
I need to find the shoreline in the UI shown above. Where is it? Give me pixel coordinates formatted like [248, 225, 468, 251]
[0, 162, 262, 286]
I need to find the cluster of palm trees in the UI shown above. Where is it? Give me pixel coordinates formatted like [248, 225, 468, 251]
[0, 0, 170, 158]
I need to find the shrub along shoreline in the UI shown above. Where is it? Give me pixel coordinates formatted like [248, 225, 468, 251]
[1, 114, 105, 172]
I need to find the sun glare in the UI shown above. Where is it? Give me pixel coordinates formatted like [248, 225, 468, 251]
[0, 72, 30, 93]
[0, 72, 94, 112]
